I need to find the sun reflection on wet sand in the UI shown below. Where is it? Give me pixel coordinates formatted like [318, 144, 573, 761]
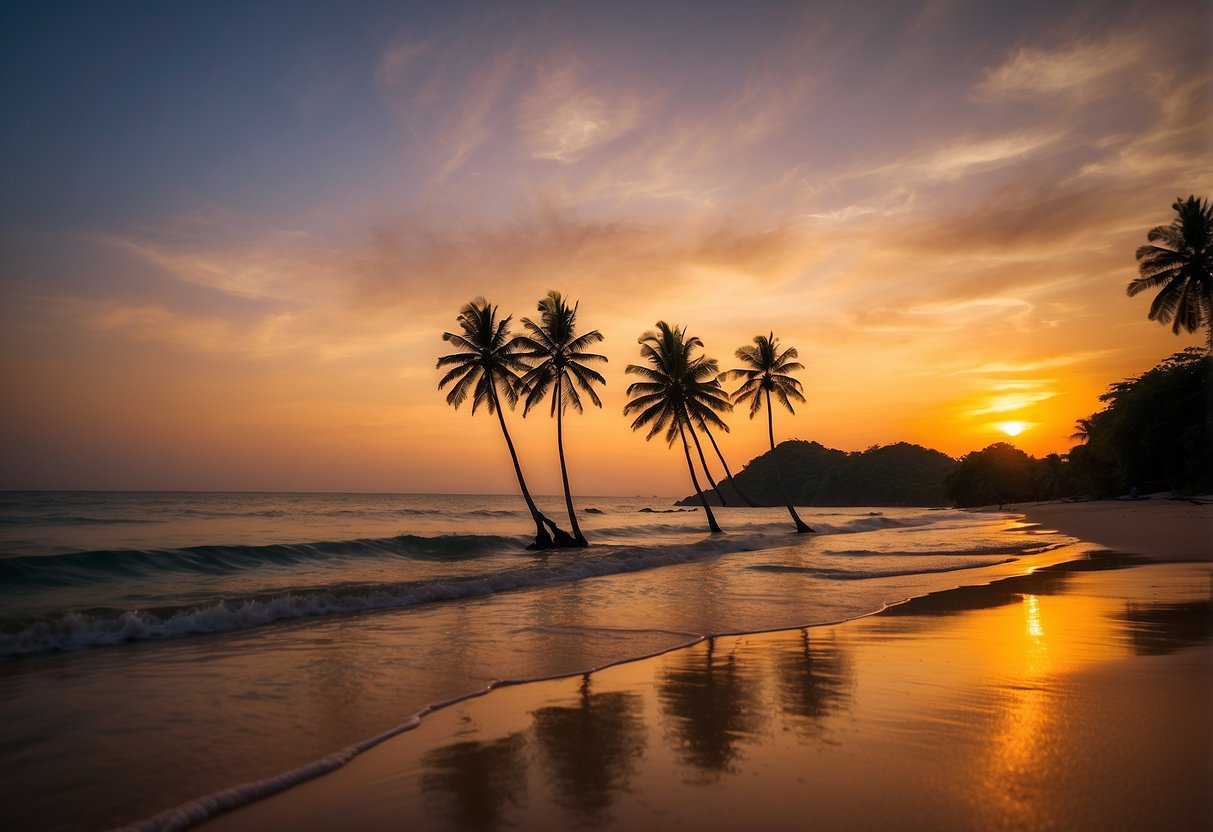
[200, 562, 1212, 832]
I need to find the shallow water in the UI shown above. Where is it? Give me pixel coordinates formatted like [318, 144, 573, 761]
[199, 562, 1213, 832]
[0, 492, 1088, 830]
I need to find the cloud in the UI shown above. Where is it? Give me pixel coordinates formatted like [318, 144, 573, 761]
[977, 36, 1143, 99]
[517, 53, 643, 163]
[373, 29, 524, 182]
[916, 131, 1064, 180]
[101, 233, 339, 303]
[951, 351, 1116, 376]
[838, 129, 1066, 193]
[82, 202, 830, 369]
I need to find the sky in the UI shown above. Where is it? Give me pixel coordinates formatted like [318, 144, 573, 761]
[1, 0, 1209, 495]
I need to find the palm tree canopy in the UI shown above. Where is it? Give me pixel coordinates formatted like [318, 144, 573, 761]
[623, 321, 731, 444]
[1130, 195, 1213, 336]
[720, 332, 807, 418]
[514, 291, 608, 416]
[436, 298, 526, 414]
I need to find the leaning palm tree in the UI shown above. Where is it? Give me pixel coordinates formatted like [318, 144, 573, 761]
[1130, 195, 1213, 351]
[623, 322, 730, 534]
[691, 417, 759, 507]
[437, 298, 573, 550]
[721, 332, 814, 533]
[514, 291, 607, 548]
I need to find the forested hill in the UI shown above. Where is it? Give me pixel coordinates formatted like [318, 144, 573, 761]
[677, 440, 957, 507]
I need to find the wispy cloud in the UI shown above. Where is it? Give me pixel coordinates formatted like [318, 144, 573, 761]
[517, 52, 643, 163]
[977, 36, 1143, 99]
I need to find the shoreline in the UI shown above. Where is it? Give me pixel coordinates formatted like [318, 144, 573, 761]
[1010, 495, 1211, 562]
[7, 504, 1059, 832]
[195, 551, 1212, 831]
[154, 499, 1210, 831]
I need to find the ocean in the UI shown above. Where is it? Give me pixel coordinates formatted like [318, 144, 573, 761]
[0, 491, 1090, 831]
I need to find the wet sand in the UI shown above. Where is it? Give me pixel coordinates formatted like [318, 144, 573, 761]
[1013, 497, 1212, 561]
[197, 539, 1213, 830]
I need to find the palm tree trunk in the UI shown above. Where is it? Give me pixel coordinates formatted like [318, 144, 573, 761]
[1205, 298, 1212, 353]
[489, 372, 555, 549]
[555, 375, 588, 547]
[702, 424, 759, 507]
[765, 389, 813, 533]
[686, 421, 727, 506]
[678, 419, 722, 533]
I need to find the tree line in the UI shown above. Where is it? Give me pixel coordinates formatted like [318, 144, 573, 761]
[437, 293, 812, 548]
[945, 348, 1212, 507]
[947, 194, 1212, 507]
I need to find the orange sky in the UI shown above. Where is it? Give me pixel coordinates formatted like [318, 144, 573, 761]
[1, 2, 1209, 494]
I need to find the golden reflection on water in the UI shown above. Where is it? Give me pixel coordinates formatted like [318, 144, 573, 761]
[1024, 593, 1043, 639]
[201, 564, 1213, 832]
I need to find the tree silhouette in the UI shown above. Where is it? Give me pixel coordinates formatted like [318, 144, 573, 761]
[775, 629, 852, 729]
[1130, 195, 1213, 351]
[624, 322, 731, 534]
[721, 332, 814, 532]
[691, 417, 759, 507]
[514, 291, 607, 547]
[657, 637, 762, 774]
[1070, 417, 1095, 444]
[419, 733, 529, 830]
[530, 675, 646, 824]
[437, 298, 574, 549]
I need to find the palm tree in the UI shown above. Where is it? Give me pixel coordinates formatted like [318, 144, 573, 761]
[623, 322, 731, 534]
[685, 421, 729, 507]
[1130, 195, 1213, 351]
[1069, 417, 1094, 444]
[721, 332, 814, 533]
[514, 291, 607, 548]
[437, 298, 573, 550]
[692, 418, 759, 507]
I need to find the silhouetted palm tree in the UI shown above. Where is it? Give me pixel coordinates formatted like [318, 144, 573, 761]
[692, 418, 759, 507]
[514, 291, 607, 547]
[624, 322, 730, 533]
[437, 298, 572, 549]
[1069, 417, 1094, 444]
[722, 332, 814, 533]
[686, 421, 729, 507]
[1131, 195, 1213, 351]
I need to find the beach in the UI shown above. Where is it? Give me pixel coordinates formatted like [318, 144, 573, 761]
[0, 494, 1084, 831]
[186, 498, 1212, 832]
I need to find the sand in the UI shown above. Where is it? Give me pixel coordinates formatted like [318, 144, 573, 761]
[194, 500, 1213, 832]
[1013, 496, 1212, 562]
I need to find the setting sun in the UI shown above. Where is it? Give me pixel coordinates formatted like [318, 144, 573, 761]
[996, 421, 1030, 437]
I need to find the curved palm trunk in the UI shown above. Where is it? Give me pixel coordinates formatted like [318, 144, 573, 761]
[702, 424, 759, 507]
[555, 375, 589, 547]
[686, 421, 727, 506]
[765, 388, 813, 533]
[489, 374, 560, 549]
[678, 419, 722, 534]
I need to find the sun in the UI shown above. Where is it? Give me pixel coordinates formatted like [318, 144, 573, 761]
[996, 421, 1029, 437]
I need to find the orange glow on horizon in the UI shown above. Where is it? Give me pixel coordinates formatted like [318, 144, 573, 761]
[0, 5, 1208, 492]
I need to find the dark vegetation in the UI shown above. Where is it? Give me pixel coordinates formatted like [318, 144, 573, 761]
[945, 350, 1212, 507]
[682, 349, 1211, 509]
[679, 441, 956, 507]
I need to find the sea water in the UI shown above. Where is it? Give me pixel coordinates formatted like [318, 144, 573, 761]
[0, 492, 1089, 831]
